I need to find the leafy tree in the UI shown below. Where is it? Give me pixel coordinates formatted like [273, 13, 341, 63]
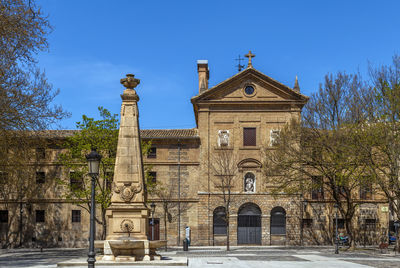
[264, 72, 370, 249]
[57, 107, 152, 239]
[362, 55, 400, 251]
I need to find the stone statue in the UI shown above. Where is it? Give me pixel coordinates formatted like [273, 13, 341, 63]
[244, 174, 255, 192]
[218, 130, 229, 146]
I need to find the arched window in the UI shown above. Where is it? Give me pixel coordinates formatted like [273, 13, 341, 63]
[213, 207, 227, 235]
[270, 206, 286, 235]
[244, 172, 255, 193]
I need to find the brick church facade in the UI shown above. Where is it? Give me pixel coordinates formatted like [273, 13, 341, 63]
[0, 55, 391, 248]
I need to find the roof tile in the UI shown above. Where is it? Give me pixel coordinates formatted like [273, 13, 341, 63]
[33, 129, 199, 139]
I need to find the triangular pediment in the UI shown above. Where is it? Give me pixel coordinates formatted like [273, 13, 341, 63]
[191, 68, 308, 103]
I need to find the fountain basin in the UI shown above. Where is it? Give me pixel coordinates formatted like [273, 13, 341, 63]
[99, 239, 167, 261]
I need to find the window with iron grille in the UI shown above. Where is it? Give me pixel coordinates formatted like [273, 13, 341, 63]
[147, 147, 157, 158]
[36, 148, 46, 159]
[70, 172, 83, 190]
[72, 210, 81, 223]
[213, 207, 227, 235]
[0, 210, 8, 223]
[149, 172, 157, 183]
[0, 172, 8, 184]
[36, 172, 45, 184]
[270, 207, 286, 235]
[311, 176, 324, 200]
[243, 128, 256, 146]
[35, 210, 45, 223]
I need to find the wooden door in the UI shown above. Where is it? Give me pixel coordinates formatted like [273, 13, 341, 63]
[148, 218, 160, 240]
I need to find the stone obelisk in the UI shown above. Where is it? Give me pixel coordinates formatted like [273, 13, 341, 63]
[106, 74, 148, 240]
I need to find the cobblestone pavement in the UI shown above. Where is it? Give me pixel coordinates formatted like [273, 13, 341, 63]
[1, 246, 400, 268]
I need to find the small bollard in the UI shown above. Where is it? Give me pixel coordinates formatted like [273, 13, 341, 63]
[183, 238, 189, 251]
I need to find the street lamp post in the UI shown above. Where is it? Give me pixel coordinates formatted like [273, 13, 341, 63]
[334, 203, 339, 254]
[151, 202, 156, 241]
[86, 148, 102, 268]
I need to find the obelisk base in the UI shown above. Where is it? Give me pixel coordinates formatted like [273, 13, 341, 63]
[105, 205, 149, 241]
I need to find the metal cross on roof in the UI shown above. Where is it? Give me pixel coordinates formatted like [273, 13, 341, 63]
[245, 50, 256, 68]
[235, 55, 245, 72]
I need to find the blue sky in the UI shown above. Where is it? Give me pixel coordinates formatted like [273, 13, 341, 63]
[36, 0, 400, 130]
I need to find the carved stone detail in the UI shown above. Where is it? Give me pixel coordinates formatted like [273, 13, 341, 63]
[113, 182, 143, 202]
[120, 219, 134, 232]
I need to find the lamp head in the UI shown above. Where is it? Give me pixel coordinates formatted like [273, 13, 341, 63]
[86, 148, 102, 175]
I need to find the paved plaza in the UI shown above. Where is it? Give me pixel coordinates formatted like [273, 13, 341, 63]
[1, 246, 400, 268]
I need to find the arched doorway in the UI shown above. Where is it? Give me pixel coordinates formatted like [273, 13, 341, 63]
[237, 203, 261, 245]
[270, 206, 286, 245]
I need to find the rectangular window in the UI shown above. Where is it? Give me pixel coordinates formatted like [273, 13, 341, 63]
[0, 210, 8, 223]
[302, 218, 313, 228]
[0, 172, 8, 184]
[36, 172, 45, 184]
[243, 128, 256, 146]
[311, 176, 324, 200]
[148, 171, 157, 183]
[72, 210, 81, 223]
[70, 172, 83, 190]
[147, 147, 157, 158]
[35, 210, 45, 223]
[360, 181, 372, 200]
[36, 148, 46, 159]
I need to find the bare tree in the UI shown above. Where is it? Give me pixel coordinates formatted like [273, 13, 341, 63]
[209, 148, 238, 251]
[0, 0, 68, 247]
[264, 72, 371, 249]
[153, 179, 191, 248]
[0, 132, 53, 247]
[362, 55, 400, 251]
[0, 0, 68, 131]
